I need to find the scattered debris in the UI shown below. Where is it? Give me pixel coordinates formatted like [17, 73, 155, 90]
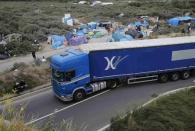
[62, 14, 74, 26]
[78, 1, 88, 4]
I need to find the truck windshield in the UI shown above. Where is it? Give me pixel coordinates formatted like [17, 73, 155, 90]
[52, 69, 75, 82]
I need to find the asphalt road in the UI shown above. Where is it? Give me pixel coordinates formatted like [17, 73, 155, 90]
[0, 47, 67, 73]
[9, 78, 195, 131]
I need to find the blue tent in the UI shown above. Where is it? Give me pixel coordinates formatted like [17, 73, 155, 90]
[112, 29, 125, 42]
[51, 35, 66, 49]
[88, 22, 97, 29]
[112, 29, 134, 42]
[168, 16, 193, 26]
[65, 32, 73, 41]
[192, 18, 195, 22]
[76, 30, 85, 36]
[134, 20, 149, 28]
[119, 35, 134, 42]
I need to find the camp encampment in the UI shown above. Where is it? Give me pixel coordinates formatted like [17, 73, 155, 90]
[69, 36, 88, 46]
[50, 35, 67, 49]
[168, 16, 195, 26]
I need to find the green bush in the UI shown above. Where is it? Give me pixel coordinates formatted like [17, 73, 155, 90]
[109, 87, 195, 131]
[6, 40, 34, 56]
[22, 24, 39, 34]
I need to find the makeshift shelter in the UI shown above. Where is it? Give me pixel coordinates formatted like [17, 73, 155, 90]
[51, 35, 67, 49]
[76, 30, 85, 36]
[168, 16, 194, 26]
[93, 31, 105, 38]
[88, 22, 97, 29]
[192, 18, 195, 22]
[62, 14, 73, 26]
[65, 32, 73, 41]
[119, 35, 134, 42]
[112, 29, 134, 42]
[69, 36, 88, 46]
[125, 29, 144, 39]
[134, 20, 149, 28]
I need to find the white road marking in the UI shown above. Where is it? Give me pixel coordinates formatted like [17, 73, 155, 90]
[25, 90, 111, 126]
[97, 124, 110, 131]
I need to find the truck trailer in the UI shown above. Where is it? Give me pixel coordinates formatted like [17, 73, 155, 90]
[51, 36, 195, 101]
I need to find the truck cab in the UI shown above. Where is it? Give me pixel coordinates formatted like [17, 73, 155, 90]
[51, 49, 90, 101]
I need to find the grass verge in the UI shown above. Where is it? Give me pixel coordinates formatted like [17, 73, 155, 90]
[109, 86, 195, 131]
[0, 62, 51, 97]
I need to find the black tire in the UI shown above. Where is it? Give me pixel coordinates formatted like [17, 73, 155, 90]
[158, 74, 168, 83]
[107, 80, 118, 89]
[181, 71, 190, 80]
[171, 72, 180, 81]
[73, 90, 86, 101]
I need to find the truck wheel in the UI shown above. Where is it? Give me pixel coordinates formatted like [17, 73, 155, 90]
[181, 71, 190, 80]
[158, 74, 168, 83]
[107, 80, 118, 89]
[73, 90, 86, 102]
[171, 73, 180, 81]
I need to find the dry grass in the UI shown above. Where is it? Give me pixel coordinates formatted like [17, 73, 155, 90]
[0, 62, 51, 97]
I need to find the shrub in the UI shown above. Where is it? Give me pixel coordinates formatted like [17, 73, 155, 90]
[5, 40, 34, 56]
[108, 87, 195, 131]
[22, 24, 39, 34]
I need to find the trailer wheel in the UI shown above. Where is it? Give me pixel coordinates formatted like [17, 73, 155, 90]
[171, 73, 180, 81]
[158, 74, 168, 83]
[73, 90, 86, 102]
[107, 80, 119, 89]
[181, 71, 190, 80]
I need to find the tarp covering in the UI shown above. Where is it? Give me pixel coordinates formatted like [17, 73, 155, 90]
[168, 16, 194, 26]
[65, 32, 73, 41]
[134, 20, 149, 28]
[88, 22, 97, 29]
[69, 36, 88, 46]
[119, 35, 134, 41]
[62, 14, 73, 26]
[125, 29, 144, 38]
[76, 30, 85, 36]
[51, 35, 66, 49]
[93, 31, 105, 38]
[191, 18, 195, 22]
[112, 29, 134, 42]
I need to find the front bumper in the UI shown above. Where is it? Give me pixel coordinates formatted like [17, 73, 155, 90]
[52, 88, 73, 101]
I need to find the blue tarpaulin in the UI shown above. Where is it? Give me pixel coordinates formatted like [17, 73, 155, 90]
[134, 20, 149, 28]
[88, 22, 97, 29]
[65, 32, 73, 41]
[119, 35, 134, 41]
[69, 36, 88, 46]
[51, 35, 66, 49]
[112, 29, 134, 42]
[168, 16, 194, 26]
[77, 30, 85, 36]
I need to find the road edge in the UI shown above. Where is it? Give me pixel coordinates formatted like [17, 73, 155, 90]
[97, 85, 195, 131]
[0, 83, 51, 103]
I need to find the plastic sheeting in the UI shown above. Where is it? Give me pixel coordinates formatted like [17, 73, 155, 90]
[51, 35, 66, 49]
[93, 31, 105, 38]
[65, 32, 73, 41]
[62, 14, 73, 26]
[88, 22, 97, 29]
[77, 30, 85, 36]
[134, 20, 149, 28]
[119, 35, 134, 42]
[69, 36, 88, 46]
[168, 16, 193, 26]
[112, 29, 134, 42]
